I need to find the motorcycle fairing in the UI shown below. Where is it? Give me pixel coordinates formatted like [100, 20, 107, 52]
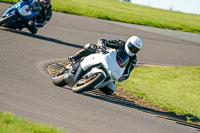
[80, 50, 125, 81]
[3, 0, 39, 20]
[2, 2, 20, 17]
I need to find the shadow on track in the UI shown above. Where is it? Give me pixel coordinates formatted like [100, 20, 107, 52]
[46, 55, 200, 130]
[80, 89, 200, 130]
[1, 28, 83, 49]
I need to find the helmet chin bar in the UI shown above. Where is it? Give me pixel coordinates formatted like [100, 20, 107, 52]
[125, 44, 135, 56]
[125, 36, 142, 56]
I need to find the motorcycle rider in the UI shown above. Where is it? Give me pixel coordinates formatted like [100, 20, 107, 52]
[21, 0, 52, 34]
[66, 36, 143, 95]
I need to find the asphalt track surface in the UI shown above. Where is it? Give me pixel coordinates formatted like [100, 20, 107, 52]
[0, 2, 200, 133]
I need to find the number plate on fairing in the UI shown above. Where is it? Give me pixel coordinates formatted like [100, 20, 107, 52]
[19, 5, 32, 16]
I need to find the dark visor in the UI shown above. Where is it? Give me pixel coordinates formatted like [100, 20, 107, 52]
[128, 42, 140, 54]
[116, 49, 129, 68]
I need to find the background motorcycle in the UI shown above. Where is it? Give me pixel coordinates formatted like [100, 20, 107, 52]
[0, 0, 41, 33]
[52, 48, 129, 95]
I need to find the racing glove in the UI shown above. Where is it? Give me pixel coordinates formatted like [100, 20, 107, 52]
[67, 56, 76, 63]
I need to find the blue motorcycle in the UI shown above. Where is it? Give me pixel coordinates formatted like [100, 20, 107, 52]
[0, 0, 41, 34]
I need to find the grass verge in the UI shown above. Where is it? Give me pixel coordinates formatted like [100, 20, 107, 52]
[117, 66, 200, 125]
[1, 0, 200, 33]
[0, 112, 66, 133]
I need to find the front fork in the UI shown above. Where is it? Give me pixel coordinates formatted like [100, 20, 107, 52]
[64, 62, 83, 87]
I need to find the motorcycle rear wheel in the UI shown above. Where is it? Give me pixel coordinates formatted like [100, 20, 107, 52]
[72, 72, 105, 93]
[52, 74, 66, 87]
[0, 14, 15, 26]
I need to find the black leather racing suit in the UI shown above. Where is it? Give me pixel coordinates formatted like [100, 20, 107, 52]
[22, 0, 52, 34]
[33, 4, 52, 27]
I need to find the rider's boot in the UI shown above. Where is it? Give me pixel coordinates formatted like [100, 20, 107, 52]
[67, 43, 98, 63]
[27, 21, 38, 34]
[99, 82, 115, 95]
[67, 48, 89, 62]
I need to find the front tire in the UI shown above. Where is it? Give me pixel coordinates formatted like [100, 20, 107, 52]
[0, 14, 16, 26]
[72, 72, 105, 93]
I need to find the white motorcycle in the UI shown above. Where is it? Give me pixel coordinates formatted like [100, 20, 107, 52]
[52, 48, 130, 94]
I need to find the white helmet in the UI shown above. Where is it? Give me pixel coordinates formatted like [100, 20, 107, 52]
[125, 36, 143, 56]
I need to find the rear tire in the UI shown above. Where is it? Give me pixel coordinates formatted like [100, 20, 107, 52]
[72, 72, 105, 93]
[52, 74, 67, 87]
[0, 14, 15, 26]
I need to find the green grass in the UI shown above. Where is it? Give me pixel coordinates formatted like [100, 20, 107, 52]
[0, 112, 66, 133]
[117, 66, 200, 124]
[1, 0, 200, 33]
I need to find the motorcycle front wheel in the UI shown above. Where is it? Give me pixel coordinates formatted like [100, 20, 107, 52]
[72, 72, 105, 93]
[0, 14, 15, 26]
